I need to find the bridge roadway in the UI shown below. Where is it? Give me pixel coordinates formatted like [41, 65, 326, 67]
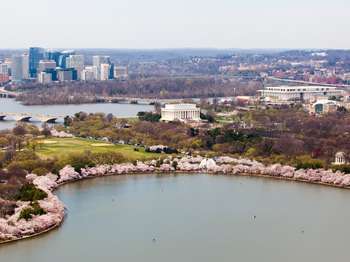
[0, 88, 18, 98]
[266, 76, 350, 88]
[0, 112, 65, 123]
[99, 96, 191, 105]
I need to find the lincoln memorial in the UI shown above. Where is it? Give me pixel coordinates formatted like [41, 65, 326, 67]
[161, 104, 201, 122]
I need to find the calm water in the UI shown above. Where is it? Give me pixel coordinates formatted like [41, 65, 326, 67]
[1, 174, 350, 262]
[0, 98, 153, 130]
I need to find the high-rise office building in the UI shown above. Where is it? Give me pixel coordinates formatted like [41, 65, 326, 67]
[66, 55, 84, 79]
[4, 59, 12, 74]
[29, 47, 45, 78]
[81, 66, 97, 81]
[93, 56, 111, 80]
[58, 50, 75, 69]
[92, 56, 111, 67]
[11, 55, 24, 81]
[0, 63, 8, 75]
[109, 63, 114, 80]
[45, 50, 62, 67]
[21, 54, 29, 79]
[100, 63, 111, 81]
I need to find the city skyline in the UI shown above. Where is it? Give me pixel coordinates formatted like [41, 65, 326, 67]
[2, 0, 350, 49]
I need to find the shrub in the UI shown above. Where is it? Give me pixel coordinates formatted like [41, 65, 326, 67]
[31, 201, 46, 215]
[200, 112, 215, 123]
[18, 207, 34, 221]
[156, 159, 164, 167]
[65, 151, 95, 173]
[13, 125, 26, 136]
[16, 184, 48, 202]
[172, 161, 178, 170]
[296, 162, 324, 169]
[295, 155, 324, 170]
[18, 201, 46, 221]
[332, 165, 350, 174]
[137, 112, 161, 122]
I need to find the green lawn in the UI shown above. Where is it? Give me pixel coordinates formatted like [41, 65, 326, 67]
[215, 115, 234, 124]
[35, 137, 159, 161]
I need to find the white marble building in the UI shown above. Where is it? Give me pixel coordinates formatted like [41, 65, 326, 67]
[333, 152, 347, 165]
[161, 104, 201, 122]
[259, 85, 343, 103]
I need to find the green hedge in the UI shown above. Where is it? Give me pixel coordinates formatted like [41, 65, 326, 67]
[332, 165, 350, 174]
[18, 201, 46, 221]
[16, 184, 48, 202]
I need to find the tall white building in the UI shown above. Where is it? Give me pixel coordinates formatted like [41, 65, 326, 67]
[0, 63, 8, 75]
[21, 54, 29, 79]
[81, 66, 96, 81]
[66, 55, 85, 79]
[258, 85, 343, 103]
[92, 66, 99, 80]
[11, 55, 24, 81]
[100, 63, 111, 81]
[161, 104, 201, 122]
[4, 59, 12, 72]
[93, 56, 111, 80]
[92, 56, 110, 67]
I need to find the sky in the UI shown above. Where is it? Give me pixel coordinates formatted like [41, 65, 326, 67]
[2, 0, 350, 49]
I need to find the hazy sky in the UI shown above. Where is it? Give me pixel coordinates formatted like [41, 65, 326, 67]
[3, 0, 350, 49]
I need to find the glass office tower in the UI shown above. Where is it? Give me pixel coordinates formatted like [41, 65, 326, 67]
[29, 47, 45, 78]
[45, 51, 62, 67]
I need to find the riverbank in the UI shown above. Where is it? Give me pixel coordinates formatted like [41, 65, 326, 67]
[1, 155, 350, 244]
[0, 98, 153, 130]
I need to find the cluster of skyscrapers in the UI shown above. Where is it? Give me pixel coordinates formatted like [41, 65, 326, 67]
[0, 47, 128, 84]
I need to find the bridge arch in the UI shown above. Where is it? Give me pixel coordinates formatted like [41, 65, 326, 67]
[16, 116, 32, 122]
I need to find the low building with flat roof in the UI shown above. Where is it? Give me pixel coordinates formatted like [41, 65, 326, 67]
[308, 99, 338, 114]
[259, 85, 343, 103]
[38, 71, 52, 84]
[161, 104, 201, 122]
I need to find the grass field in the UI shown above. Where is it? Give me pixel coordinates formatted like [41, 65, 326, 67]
[35, 137, 159, 161]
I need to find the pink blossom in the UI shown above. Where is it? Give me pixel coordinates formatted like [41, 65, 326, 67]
[57, 165, 81, 183]
[50, 129, 74, 138]
[159, 164, 174, 172]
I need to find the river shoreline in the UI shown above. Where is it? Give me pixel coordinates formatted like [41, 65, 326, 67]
[1, 156, 350, 245]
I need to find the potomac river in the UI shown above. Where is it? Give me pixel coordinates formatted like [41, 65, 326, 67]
[1, 174, 350, 262]
[0, 98, 153, 130]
